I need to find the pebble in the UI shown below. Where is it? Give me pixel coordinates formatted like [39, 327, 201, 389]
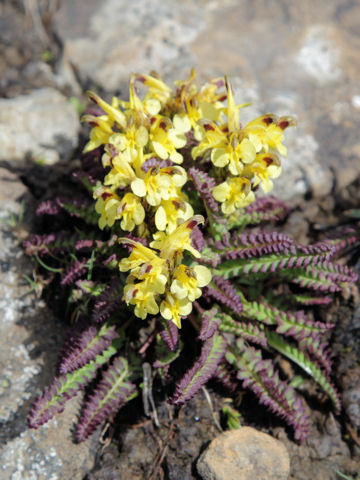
[197, 427, 290, 480]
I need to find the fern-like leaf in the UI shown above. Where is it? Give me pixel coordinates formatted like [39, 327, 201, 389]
[28, 344, 116, 429]
[188, 167, 219, 213]
[75, 357, 136, 442]
[266, 331, 341, 412]
[153, 334, 183, 368]
[169, 333, 227, 405]
[292, 293, 333, 306]
[58, 322, 120, 375]
[218, 313, 267, 346]
[204, 276, 243, 317]
[228, 195, 290, 229]
[36, 198, 62, 216]
[91, 279, 124, 323]
[324, 226, 359, 255]
[214, 243, 334, 278]
[281, 262, 357, 293]
[226, 340, 311, 442]
[61, 259, 89, 286]
[241, 296, 332, 341]
[59, 198, 99, 225]
[198, 306, 222, 341]
[158, 318, 179, 352]
[210, 231, 295, 260]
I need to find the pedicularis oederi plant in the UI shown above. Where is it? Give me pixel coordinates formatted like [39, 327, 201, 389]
[25, 71, 358, 443]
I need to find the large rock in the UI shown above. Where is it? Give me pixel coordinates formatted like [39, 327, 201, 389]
[0, 167, 97, 479]
[197, 427, 290, 480]
[54, 0, 205, 92]
[0, 88, 80, 165]
[54, 0, 360, 204]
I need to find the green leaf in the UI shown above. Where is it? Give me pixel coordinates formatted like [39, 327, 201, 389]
[266, 331, 341, 412]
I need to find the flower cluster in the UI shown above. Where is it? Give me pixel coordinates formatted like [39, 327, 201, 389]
[119, 215, 211, 327]
[83, 71, 295, 326]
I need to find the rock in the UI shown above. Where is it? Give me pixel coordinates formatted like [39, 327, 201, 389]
[54, 0, 205, 92]
[341, 365, 360, 431]
[53, 0, 360, 204]
[190, 1, 360, 204]
[196, 427, 290, 480]
[0, 168, 97, 479]
[0, 88, 80, 165]
[0, 397, 98, 480]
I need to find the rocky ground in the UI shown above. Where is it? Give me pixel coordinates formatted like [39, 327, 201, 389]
[0, 1, 360, 479]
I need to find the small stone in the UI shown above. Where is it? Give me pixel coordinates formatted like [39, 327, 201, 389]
[0, 88, 80, 165]
[197, 427, 290, 480]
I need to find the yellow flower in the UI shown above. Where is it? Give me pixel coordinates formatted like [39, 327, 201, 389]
[170, 264, 212, 301]
[86, 91, 126, 129]
[119, 238, 168, 319]
[150, 215, 204, 260]
[131, 166, 188, 207]
[172, 70, 225, 141]
[119, 216, 208, 325]
[150, 116, 187, 164]
[193, 122, 256, 176]
[106, 125, 149, 165]
[82, 92, 127, 152]
[155, 197, 194, 233]
[211, 135, 257, 175]
[82, 115, 115, 153]
[120, 77, 162, 119]
[103, 150, 137, 189]
[93, 187, 122, 229]
[160, 293, 193, 328]
[243, 153, 282, 193]
[212, 177, 255, 215]
[135, 73, 173, 107]
[118, 193, 145, 232]
[119, 238, 165, 273]
[243, 114, 296, 157]
[224, 76, 241, 133]
[123, 282, 160, 319]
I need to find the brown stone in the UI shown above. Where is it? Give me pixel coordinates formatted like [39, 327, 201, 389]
[197, 427, 290, 480]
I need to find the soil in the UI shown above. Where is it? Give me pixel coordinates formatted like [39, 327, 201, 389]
[2, 3, 360, 479]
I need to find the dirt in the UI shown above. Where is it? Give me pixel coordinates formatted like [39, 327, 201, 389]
[2, 3, 360, 479]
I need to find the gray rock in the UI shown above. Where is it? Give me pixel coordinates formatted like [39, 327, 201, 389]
[197, 427, 290, 480]
[54, 0, 360, 205]
[54, 0, 205, 91]
[0, 88, 80, 165]
[0, 168, 97, 479]
[341, 365, 360, 431]
[193, 1, 360, 203]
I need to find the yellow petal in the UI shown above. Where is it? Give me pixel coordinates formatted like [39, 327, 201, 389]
[133, 203, 145, 224]
[240, 138, 256, 164]
[169, 151, 183, 164]
[131, 178, 146, 197]
[155, 206, 167, 231]
[152, 141, 168, 159]
[168, 129, 187, 149]
[193, 265, 212, 287]
[178, 299, 193, 316]
[135, 125, 149, 148]
[212, 182, 229, 202]
[211, 148, 229, 167]
[173, 114, 191, 133]
[144, 98, 161, 115]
